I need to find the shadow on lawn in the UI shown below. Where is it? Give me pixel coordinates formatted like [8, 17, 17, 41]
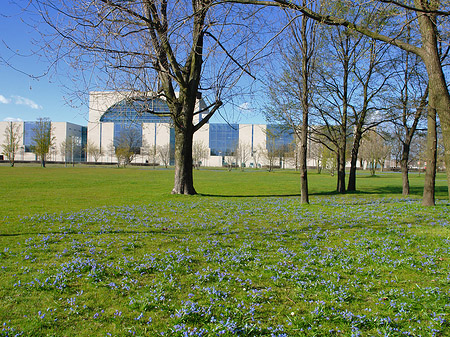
[199, 185, 448, 198]
[198, 193, 302, 198]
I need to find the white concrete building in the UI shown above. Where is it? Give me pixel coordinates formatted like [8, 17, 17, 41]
[0, 120, 86, 163]
[86, 91, 300, 168]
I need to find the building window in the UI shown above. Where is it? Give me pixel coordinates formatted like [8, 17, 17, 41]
[266, 124, 294, 152]
[209, 123, 239, 156]
[114, 123, 143, 154]
[23, 122, 37, 152]
[100, 97, 172, 124]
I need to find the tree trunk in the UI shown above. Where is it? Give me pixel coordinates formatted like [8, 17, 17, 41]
[400, 142, 410, 195]
[416, 0, 450, 202]
[337, 146, 346, 193]
[348, 130, 362, 191]
[422, 107, 437, 206]
[172, 123, 196, 195]
[300, 116, 309, 204]
[299, 10, 310, 204]
[348, 149, 357, 191]
[337, 33, 349, 194]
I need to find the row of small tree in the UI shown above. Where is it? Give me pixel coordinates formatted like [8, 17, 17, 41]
[1, 119, 436, 173]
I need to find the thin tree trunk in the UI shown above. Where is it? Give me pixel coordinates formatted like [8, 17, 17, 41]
[299, 10, 310, 204]
[337, 33, 349, 194]
[300, 116, 309, 204]
[337, 147, 346, 193]
[400, 142, 410, 195]
[422, 109, 437, 206]
[348, 131, 362, 191]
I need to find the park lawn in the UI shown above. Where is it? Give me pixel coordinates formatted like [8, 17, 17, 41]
[0, 165, 446, 218]
[0, 166, 450, 336]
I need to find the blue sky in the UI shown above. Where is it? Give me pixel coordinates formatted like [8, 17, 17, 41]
[0, 1, 267, 126]
[0, 1, 90, 124]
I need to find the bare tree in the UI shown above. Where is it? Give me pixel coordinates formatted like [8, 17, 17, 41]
[114, 127, 142, 167]
[31, 117, 55, 168]
[264, 4, 318, 203]
[359, 130, 391, 176]
[259, 140, 280, 172]
[384, 18, 429, 196]
[235, 141, 252, 170]
[391, 78, 428, 196]
[311, 17, 386, 193]
[157, 144, 171, 168]
[33, 0, 273, 194]
[347, 38, 392, 191]
[192, 141, 209, 169]
[85, 141, 102, 163]
[1, 122, 22, 167]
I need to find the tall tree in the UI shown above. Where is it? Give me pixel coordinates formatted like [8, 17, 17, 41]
[347, 39, 391, 191]
[1, 121, 22, 167]
[264, 4, 318, 203]
[387, 45, 428, 196]
[311, 24, 362, 193]
[34, 0, 266, 194]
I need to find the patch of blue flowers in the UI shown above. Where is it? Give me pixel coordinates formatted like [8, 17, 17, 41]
[1, 196, 450, 335]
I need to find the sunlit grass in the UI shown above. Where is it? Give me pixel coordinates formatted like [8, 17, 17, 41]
[1, 165, 447, 218]
[0, 166, 449, 336]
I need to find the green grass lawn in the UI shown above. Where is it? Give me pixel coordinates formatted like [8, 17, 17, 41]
[1, 165, 447, 218]
[0, 166, 450, 336]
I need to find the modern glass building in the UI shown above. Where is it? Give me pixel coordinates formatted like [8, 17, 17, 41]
[100, 97, 172, 124]
[84, 91, 304, 167]
[266, 124, 295, 152]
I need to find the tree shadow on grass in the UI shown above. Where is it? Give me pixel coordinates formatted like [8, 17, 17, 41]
[199, 185, 448, 199]
[197, 193, 302, 198]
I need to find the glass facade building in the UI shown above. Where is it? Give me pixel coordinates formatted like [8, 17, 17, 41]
[100, 97, 172, 124]
[82, 91, 308, 167]
[266, 124, 294, 151]
[113, 123, 143, 151]
[100, 97, 174, 152]
[23, 122, 37, 152]
[209, 123, 239, 156]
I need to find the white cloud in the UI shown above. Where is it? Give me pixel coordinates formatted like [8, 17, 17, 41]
[0, 95, 11, 104]
[238, 102, 252, 113]
[3, 117, 23, 122]
[12, 95, 43, 110]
